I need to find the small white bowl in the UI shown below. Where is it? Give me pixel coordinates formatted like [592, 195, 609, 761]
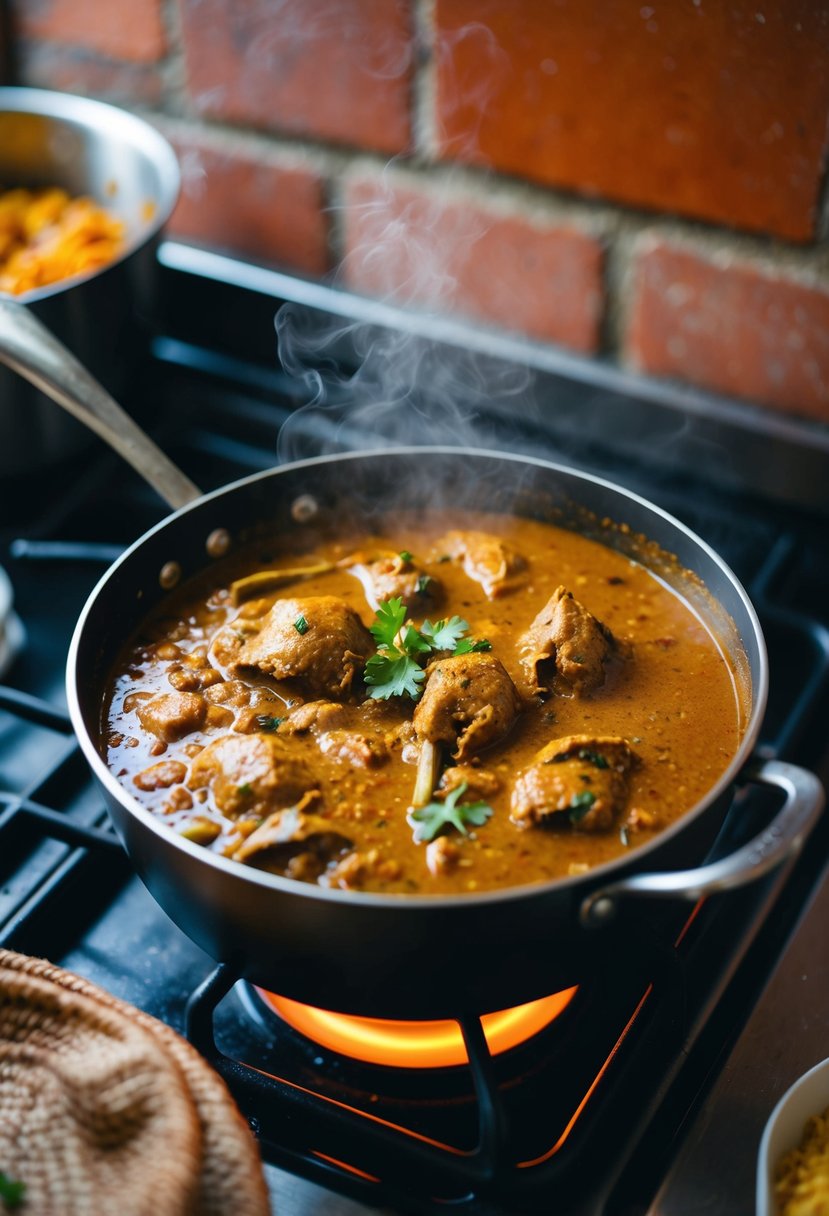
[757, 1056, 829, 1216]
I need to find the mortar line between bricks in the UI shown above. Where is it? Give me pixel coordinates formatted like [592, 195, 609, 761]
[158, 0, 189, 117]
[412, 0, 437, 162]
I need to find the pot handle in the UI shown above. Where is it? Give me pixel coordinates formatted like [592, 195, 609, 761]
[0, 297, 201, 510]
[579, 759, 824, 928]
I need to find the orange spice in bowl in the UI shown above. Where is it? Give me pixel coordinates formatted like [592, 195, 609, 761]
[775, 1106, 829, 1216]
[0, 186, 125, 295]
[758, 1058, 829, 1216]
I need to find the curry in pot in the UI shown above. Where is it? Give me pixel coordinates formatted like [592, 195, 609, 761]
[104, 510, 747, 895]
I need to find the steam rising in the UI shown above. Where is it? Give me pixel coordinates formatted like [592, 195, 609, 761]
[273, 15, 534, 466]
[275, 150, 543, 463]
[275, 301, 536, 463]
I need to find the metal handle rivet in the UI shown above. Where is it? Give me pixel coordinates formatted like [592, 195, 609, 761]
[159, 561, 181, 589]
[291, 495, 319, 523]
[206, 528, 230, 558]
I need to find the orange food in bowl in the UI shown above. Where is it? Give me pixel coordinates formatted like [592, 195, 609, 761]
[775, 1106, 829, 1216]
[0, 187, 125, 296]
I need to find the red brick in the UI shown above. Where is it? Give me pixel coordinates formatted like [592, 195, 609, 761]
[341, 177, 603, 352]
[15, 41, 165, 106]
[435, 0, 829, 242]
[626, 238, 829, 423]
[166, 134, 330, 276]
[13, 0, 166, 63]
[179, 0, 413, 155]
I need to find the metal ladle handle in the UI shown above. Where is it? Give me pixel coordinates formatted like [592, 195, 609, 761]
[0, 297, 201, 510]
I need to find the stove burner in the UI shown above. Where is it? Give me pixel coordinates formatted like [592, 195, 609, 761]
[255, 987, 579, 1068]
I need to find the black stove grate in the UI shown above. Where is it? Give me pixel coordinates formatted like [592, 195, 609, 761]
[1, 297, 829, 1215]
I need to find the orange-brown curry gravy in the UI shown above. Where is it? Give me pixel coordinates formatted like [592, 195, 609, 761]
[104, 510, 747, 895]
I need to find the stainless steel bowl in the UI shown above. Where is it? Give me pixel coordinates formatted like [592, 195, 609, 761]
[0, 87, 180, 476]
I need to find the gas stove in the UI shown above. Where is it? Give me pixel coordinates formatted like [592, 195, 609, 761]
[1, 243, 828, 1215]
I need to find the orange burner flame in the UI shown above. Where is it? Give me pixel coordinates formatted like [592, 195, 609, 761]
[256, 987, 578, 1069]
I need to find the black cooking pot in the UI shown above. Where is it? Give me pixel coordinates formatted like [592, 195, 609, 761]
[0, 299, 823, 1019]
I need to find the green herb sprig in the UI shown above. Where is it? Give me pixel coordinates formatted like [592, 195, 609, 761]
[0, 1173, 25, 1209]
[256, 714, 285, 732]
[408, 782, 493, 843]
[569, 790, 596, 823]
[363, 599, 491, 702]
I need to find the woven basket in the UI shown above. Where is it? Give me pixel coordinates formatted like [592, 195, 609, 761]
[0, 949, 270, 1216]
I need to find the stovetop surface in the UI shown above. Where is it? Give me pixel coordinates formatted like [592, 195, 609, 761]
[2, 259, 829, 1215]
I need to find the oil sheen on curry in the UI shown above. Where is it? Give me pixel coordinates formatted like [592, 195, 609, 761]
[104, 510, 747, 896]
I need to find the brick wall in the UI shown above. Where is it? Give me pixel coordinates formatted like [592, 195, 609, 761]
[6, 0, 829, 425]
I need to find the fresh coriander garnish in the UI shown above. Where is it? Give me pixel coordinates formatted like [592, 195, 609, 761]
[419, 615, 469, 651]
[398, 550, 413, 563]
[364, 651, 426, 700]
[569, 790, 596, 823]
[237, 782, 253, 796]
[453, 637, 492, 655]
[0, 1173, 25, 1209]
[408, 782, 493, 843]
[294, 615, 309, 635]
[576, 748, 609, 769]
[256, 714, 285, 732]
[364, 600, 491, 702]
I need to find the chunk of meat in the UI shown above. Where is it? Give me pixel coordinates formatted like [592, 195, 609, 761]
[436, 530, 526, 598]
[188, 733, 315, 818]
[231, 596, 373, 698]
[440, 764, 501, 800]
[350, 552, 443, 612]
[280, 700, 347, 734]
[510, 735, 637, 832]
[318, 730, 389, 768]
[425, 835, 461, 877]
[204, 679, 252, 708]
[413, 653, 522, 760]
[133, 759, 187, 791]
[233, 799, 352, 881]
[326, 848, 402, 889]
[136, 692, 207, 742]
[520, 586, 616, 696]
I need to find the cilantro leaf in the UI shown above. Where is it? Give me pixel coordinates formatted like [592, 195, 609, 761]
[569, 790, 596, 823]
[364, 600, 491, 702]
[402, 624, 432, 655]
[365, 652, 425, 701]
[453, 637, 492, 655]
[0, 1173, 25, 1208]
[420, 616, 469, 651]
[294, 614, 309, 635]
[256, 714, 285, 732]
[577, 748, 609, 769]
[409, 782, 493, 843]
[369, 597, 407, 649]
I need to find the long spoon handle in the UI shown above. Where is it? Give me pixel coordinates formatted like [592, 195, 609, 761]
[0, 297, 202, 510]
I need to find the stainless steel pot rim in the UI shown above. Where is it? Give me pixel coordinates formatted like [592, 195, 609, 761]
[0, 86, 180, 305]
[66, 445, 770, 910]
